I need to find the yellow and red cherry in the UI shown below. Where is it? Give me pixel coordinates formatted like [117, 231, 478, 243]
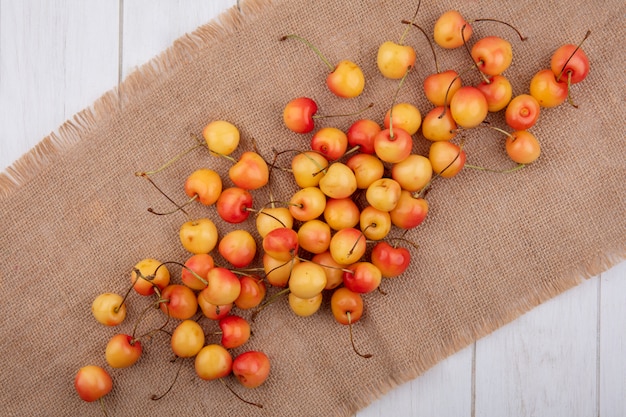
[232, 351, 271, 389]
[74, 365, 112, 403]
[377, 40, 416, 79]
[383, 102, 422, 135]
[297, 219, 332, 254]
[505, 94, 540, 130]
[283, 97, 318, 134]
[429, 141, 466, 178]
[529, 69, 568, 108]
[373, 127, 413, 163]
[281, 34, 365, 98]
[159, 284, 198, 320]
[184, 168, 222, 206]
[263, 253, 299, 287]
[131, 258, 170, 296]
[551, 31, 590, 85]
[92, 293, 126, 326]
[179, 218, 219, 254]
[288, 261, 327, 299]
[262, 227, 299, 262]
[105, 334, 142, 369]
[218, 315, 251, 349]
[229, 151, 269, 191]
[203, 120, 240, 156]
[359, 205, 392, 241]
[323, 197, 360, 231]
[449, 86, 488, 128]
[289, 292, 323, 317]
[423, 70, 462, 106]
[346, 119, 381, 155]
[318, 162, 357, 199]
[342, 262, 382, 294]
[329, 227, 366, 265]
[370, 241, 411, 278]
[200, 267, 242, 306]
[256, 206, 294, 238]
[291, 151, 328, 188]
[197, 295, 232, 320]
[331, 287, 371, 358]
[181, 253, 213, 291]
[389, 191, 429, 229]
[195, 344, 233, 381]
[219, 229, 257, 268]
[235, 275, 267, 310]
[346, 153, 384, 189]
[310, 127, 348, 160]
[421, 106, 457, 142]
[171, 319, 205, 358]
[216, 187, 253, 224]
[471, 36, 513, 76]
[365, 178, 402, 212]
[311, 251, 345, 290]
[433, 10, 473, 49]
[391, 154, 432, 192]
[505, 130, 541, 164]
[476, 74, 513, 112]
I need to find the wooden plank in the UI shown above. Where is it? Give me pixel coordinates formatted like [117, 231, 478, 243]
[0, 0, 119, 171]
[600, 260, 626, 416]
[474, 277, 599, 417]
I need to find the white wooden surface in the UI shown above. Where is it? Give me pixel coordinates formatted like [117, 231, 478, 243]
[1, 1, 624, 416]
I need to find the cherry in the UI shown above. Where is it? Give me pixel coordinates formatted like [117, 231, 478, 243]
[298, 219, 332, 254]
[389, 191, 429, 229]
[423, 69, 462, 106]
[181, 253, 214, 291]
[219, 315, 251, 349]
[421, 106, 457, 142]
[346, 119, 381, 154]
[318, 162, 357, 199]
[283, 97, 318, 134]
[289, 186, 327, 222]
[280, 34, 365, 98]
[391, 154, 432, 193]
[290, 150, 329, 188]
[345, 153, 384, 190]
[179, 218, 219, 254]
[263, 253, 299, 287]
[184, 168, 222, 206]
[256, 206, 294, 238]
[370, 241, 411, 278]
[342, 262, 382, 294]
[92, 293, 126, 326]
[529, 69, 568, 108]
[311, 251, 345, 290]
[470, 36, 513, 76]
[262, 227, 299, 262]
[234, 275, 267, 310]
[199, 267, 242, 306]
[105, 333, 142, 369]
[373, 127, 413, 163]
[365, 178, 402, 212]
[330, 287, 371, 358]
[550, 30, 591, 107]
[197, 296, 232, 321]
[433, 10, 473, 49]
[323, 197, 360, 231]
[383, 103, 422, 135]
[428, 141, 466, 178]
[202, 120, 240, 156]
[74, 365, 113, 403]
[219, 229, 257, 268]
[448, 86, 488, 128]
[475, 74, 513, 112]
[232, 351, 271, 389]
[505, 130, 541, 164]
[310, 127, 348, 160]
[159, 284, 198, 320]
[289, 261, 328, 299]
[171, 319, 205, 358]
[359, 205, 392, 241]
[288, 292, 323, 317]
[195, 344, 233, 380]
[329, 227, 366, 265]
[131, 258, 170, 296]
[216, 187, 253, 224]
[229, 151, 269, 191]
[505, 94, 540, 130]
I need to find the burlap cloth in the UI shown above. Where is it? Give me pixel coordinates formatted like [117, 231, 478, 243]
[1, 0, 624, 416]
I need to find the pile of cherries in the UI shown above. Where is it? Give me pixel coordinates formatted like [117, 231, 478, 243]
[75, 4, 590, 414]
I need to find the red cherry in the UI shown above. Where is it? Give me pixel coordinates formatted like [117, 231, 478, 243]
[370, 241, 411, 278]
[216, 187, 253, 224]
[283, 97, 318, 133]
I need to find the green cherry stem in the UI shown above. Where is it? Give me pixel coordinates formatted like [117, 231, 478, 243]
[400, 19, 439, 73]
[280, 34, 334, 71]
[135, 142, 205, 177]
[398, 0, 422, 45]
[388, 66, 413, 139]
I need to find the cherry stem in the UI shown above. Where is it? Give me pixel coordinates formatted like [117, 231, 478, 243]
[347, 231, 366, 258]
[462, 24, 490, 84]
[400, 20, 439, 73]
[189, 132, 237, 162]
[347, 312, 372, 359]
[131, 298, 170, 343]
[151, 356, 185, 401]
[300, 257, 353, 274]
[469, 18, 528, 41]
[413, 138, 465, 198]
[313, 102, 374, 120]
[219, 378, 263, 408]
[251, 287, 291, 322]
[148, 194, 198, 216]
[135, 143, 205, 177]
[387, 236, 419, 251]
[388, 66, 413, 139]
[437, 63, 476, 119]
[556, 29, 591, 82]
[398, 0, 421, 45]
[280, 34, 334, 72]
[465, 163, 526, 173]
[99, 397, 109, 417]
[256, 208, 287, 228]
[565, 71, 579, 108]
[138, 173, 190, 217]
[157, 260, 209, 286]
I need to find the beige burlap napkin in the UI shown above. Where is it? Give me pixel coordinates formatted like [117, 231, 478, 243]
[1, 0, 624, 416]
